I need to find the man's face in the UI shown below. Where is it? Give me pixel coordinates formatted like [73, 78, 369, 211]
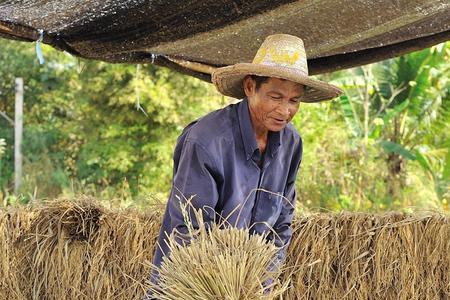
[244, 77, 304, 132]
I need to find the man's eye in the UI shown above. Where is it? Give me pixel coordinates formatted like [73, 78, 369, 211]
[290, 99, 300, 103]
[270, 95, 282, 100]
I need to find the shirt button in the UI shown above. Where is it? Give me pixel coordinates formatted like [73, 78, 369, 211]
[269, 194, 272, 200]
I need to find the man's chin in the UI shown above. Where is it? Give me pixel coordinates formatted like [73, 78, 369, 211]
[268, 123, 287, 132]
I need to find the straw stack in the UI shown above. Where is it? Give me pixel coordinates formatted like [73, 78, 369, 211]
[0, 206, 34, 300]
[0, 199, 449, 299]
[1, 198, 161, 300]
[282, 212, 450, 299]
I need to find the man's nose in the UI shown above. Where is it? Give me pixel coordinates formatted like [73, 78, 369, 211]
[276, 102, 291, 118]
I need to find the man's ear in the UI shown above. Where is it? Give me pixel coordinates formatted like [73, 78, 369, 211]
[243, 76, 256, 98]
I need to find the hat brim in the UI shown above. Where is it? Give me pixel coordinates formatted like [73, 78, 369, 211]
[212, 63, 343, 103]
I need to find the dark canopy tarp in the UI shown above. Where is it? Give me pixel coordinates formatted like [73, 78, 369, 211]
[1, 0, 449, 81]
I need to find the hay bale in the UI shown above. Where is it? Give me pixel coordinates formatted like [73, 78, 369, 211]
[0, 207, 34, 300]
[2, 198, 161, 300]
[283, 212, 450, 299]
[1, 200, 450, 299]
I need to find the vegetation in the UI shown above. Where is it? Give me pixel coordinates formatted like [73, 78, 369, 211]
[296, 43, 449, 212]
[0, 40, 448, 212]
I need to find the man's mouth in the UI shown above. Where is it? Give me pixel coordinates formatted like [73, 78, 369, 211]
[273, 118, 286, 125]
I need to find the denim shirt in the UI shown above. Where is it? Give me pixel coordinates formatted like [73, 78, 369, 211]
[150, 98, 302, 283]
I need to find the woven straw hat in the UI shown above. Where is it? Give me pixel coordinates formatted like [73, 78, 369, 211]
[212, 34, 343, 103]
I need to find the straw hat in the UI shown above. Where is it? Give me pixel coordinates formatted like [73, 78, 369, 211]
[212, 34, 343, 103]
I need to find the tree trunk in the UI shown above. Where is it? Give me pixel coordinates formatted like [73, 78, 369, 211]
[386, 152, 404, 202]
[385, 117, 405, 204]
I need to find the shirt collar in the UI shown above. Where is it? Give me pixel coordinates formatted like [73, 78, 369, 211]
[238, 98, 282, 160]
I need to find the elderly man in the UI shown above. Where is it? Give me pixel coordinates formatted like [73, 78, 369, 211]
[146, 34, 342, 295]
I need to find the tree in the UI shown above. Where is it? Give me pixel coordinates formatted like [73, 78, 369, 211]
[334, 43, 449, 204]
[0, 39, 225, 201]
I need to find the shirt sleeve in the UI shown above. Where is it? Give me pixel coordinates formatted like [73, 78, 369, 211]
[271, 138, 303, 264]
[168, 139, 220, 240]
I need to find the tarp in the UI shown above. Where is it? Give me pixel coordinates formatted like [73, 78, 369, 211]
[1, 0, 449, 81]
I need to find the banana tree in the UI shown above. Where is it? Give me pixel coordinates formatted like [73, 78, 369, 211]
[332, 42, 449, 203]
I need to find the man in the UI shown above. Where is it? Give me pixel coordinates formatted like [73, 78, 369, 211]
[146, 34, 342, 295]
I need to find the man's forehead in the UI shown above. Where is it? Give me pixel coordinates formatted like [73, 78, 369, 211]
[263, 77, 305, 93]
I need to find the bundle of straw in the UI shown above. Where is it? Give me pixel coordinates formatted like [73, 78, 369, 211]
[148, 213, 288, 300]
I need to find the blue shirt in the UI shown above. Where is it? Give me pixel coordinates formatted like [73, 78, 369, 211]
[151, 98, 302, 282]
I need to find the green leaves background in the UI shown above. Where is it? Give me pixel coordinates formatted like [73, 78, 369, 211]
[0, 40, 448, 211]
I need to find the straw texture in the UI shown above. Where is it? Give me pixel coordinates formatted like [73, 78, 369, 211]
[212, 63, 343, 103]
[1, 198, 160, 300]
[212, 34, 343, 102]
[282, 212, 450, 299]
[1, 199, 449, 299]
[148, 204, 288, 299]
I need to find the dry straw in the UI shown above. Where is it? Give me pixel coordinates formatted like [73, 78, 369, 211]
[282, 212, 450, 299]
[1, 197, 161, 300]
[212, 34, 343, 102]
[1, 199, 449, 299]
[0, 205, 34, 300]
[148, 202, 288, 299]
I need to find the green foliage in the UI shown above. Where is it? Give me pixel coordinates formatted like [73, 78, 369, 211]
[293, 103, 387, 212]
[0, 39, 448, 213]
[379, 140, 416, 161]
[322, 42, 449, 209]
[0, 39, 224, 201]
[338, 95, 360, 137]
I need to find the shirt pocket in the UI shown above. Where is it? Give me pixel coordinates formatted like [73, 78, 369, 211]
[252, 190, 283, 231]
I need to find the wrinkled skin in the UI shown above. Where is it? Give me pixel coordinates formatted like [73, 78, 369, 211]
[243, 76, 304, 152]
